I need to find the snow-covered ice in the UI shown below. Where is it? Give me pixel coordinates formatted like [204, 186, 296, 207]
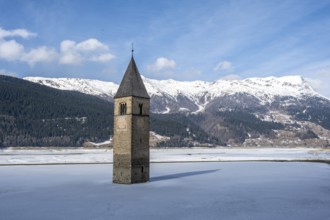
[0, 148, 329, 165]
[0, 162, 329, 220]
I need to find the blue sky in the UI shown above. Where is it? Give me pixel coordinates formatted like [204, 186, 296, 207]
[0, 0, 330, 97]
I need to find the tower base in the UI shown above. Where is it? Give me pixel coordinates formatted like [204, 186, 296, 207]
[113, 165, 149, 184]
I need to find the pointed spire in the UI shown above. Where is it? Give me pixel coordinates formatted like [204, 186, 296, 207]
[114, 56, 149, 99]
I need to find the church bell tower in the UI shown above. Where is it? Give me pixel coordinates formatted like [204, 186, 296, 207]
[113, 53, 150, 184]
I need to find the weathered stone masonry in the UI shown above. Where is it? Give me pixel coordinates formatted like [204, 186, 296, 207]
[113, 56, 150, 184]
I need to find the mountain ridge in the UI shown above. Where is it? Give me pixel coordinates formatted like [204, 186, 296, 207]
[24, 75, 330, 147]
[24, 75, 323, 114]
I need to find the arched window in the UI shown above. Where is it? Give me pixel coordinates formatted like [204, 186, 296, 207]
[139, 103, 143, 115]
[120, 103, 127, 115]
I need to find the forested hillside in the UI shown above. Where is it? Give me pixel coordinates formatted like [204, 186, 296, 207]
[0, 75, 214, 147]
[0, 75, 113, 147]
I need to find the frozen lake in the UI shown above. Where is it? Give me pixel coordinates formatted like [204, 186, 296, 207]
[1, 162, 329, 220]
[1, 147, 329, 165]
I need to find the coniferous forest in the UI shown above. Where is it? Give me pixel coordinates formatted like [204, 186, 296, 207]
[0, 75, 113, 147]
[0, 75, 215, 147]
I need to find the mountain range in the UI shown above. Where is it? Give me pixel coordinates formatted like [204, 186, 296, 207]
[25, 75, 319, 113]
[24, 75, 330, 147]
[0, 75, 212, 147]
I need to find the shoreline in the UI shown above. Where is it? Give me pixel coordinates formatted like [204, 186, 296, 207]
[2, 146, 330, 150]
[1, 147, 329, 166]
[1, 159, 330, 166]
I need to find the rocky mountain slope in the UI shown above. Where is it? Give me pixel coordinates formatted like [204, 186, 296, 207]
[25, 75, 319, 113]
[24, 75, 330, 147]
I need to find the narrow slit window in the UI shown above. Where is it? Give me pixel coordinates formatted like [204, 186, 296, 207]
[141, 166, 144, 173]
[139, 103, 143, 115]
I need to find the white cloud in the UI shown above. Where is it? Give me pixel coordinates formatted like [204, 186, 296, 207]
[0, 39, 24, 61]
[0, 39, 57, 66]
[22, 46, 58, 66]
[0, 69, 17, 77]
[59, 40, 82, 65]
[76, 38, 108, 51]
[147, 57, 176, 73]
[0, 27, 115, 66]
[59, 53, 82, 65]
[59, 38, 114, 65]
[60, 40, 76, 52]
[0, 27, 37, 39]
[213, 60, 233, 72]
[0, 27, 56, 66]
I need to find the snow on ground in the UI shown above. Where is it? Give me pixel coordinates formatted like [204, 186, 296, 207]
[0, 147, 329, 165]
[0, 162, 329, 220]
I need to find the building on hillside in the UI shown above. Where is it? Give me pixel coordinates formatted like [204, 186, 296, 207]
[113, 53, 150, 184]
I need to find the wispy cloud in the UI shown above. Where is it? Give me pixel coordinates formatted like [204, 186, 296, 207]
[213, 61, 233, 72]
[141, 1, 330, 80]
[0, 27, 37, 39]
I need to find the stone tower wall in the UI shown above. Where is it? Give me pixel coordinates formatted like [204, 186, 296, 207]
[113, 96, 150, 184]
[131, 97, 150, 183]
[113, 97, 132, 183]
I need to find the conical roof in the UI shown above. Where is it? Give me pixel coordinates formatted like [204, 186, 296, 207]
[114, 56, 150, 99]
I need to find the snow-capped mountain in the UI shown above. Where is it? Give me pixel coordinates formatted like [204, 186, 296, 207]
[143, 75, 320, 113]
[24, 77, 119, 101]
[24, 75, 320, 114]
[24, 75, 330, 147]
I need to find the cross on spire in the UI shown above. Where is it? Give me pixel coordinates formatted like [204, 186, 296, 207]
[131, 43, 134, 56]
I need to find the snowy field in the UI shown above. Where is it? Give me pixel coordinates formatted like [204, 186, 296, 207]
[0, 147, 329, 165]
[0, 162, 329, 220]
